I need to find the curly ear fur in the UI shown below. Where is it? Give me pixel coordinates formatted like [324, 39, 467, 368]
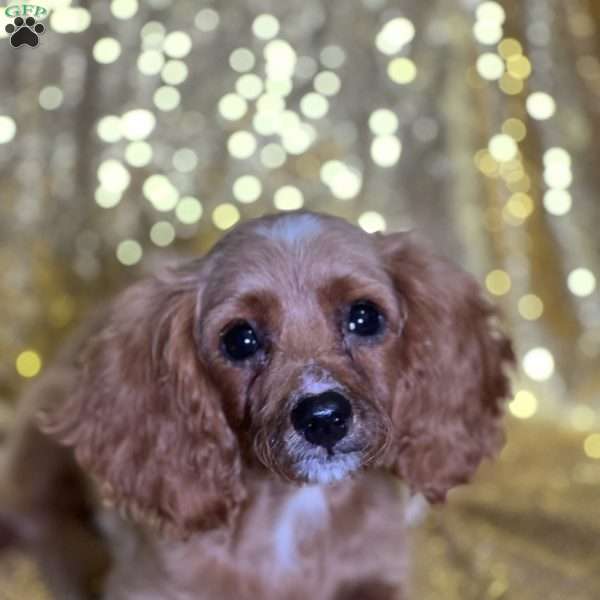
[378, 233, 514, 503]
[39, 266, 246, 537]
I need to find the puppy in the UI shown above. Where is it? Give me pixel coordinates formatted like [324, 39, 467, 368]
[0, 211, 513, 599]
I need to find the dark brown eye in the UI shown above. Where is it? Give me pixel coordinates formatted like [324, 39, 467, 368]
[221, 321, 261, 361]
[347, 301, 384, 337]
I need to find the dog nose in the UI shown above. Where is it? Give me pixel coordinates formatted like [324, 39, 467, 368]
[291, 391, 353, 449]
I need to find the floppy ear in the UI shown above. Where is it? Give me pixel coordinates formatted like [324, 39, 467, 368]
[377, 233, 514, 503]
[39, 265, 246, 537]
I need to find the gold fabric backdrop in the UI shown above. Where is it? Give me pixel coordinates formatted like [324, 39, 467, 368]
[0, 0, 599, 597]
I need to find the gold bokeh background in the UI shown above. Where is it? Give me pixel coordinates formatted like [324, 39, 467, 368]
[0, 0, 599, 598]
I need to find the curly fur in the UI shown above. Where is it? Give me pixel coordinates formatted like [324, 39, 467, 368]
[1, 211, 513, 600]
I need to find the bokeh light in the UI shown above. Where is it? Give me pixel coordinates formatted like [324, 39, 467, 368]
[369, 109, 399, 135]
[388, 58, 417, 84]
[195, 8, 219, 32]
[212, 203, 241, 230]
[526, 92, 556, 120]
[15, 350, 42, 379]
[39, 86, 64, 111]
[116, 239, 143, 266]
[0, 116, 16, 144]
[125, 141, 153, 167]
[509, 390, 538, 419]
[233, 175, 263, 204]
[486, 269, 511, 295]
[522, 347, 555, 381]
[163, 31, 192, 58]
[93, 37, 122, 64]
[228, 131, 257, 159]
[253, 14, 279, 40]
[153, 86, 181, 111]
[358, 211, 386, 233]
[219, 94, 248, 121]
[121, 109, 156, 141]
[274, 185, 304, 210]
[230, 48, 255, 73]
[371, 136, 402, 166]
[143, 174, 179, 211]
[175, 197, 203, 224]
[150, 221, 176, 247]
[583, 433, 600, 459]
[567, 268, 596, 297]
[376, 17, 415, 55]
[518, 294, 544, 320]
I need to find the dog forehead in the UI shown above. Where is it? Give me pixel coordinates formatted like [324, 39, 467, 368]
[200, 214, 390, 318]
[254, 212, 324, 244]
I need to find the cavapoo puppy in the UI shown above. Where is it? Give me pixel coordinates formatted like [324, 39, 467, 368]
[0, 211, 513, 600]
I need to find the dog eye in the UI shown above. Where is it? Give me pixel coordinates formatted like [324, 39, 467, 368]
[347, 301, 384, 337]
[221, 322, 261, 361]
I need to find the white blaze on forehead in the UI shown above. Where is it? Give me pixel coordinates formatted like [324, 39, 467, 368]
[255, 213, 323, 244]
[273, 485, 328, 571]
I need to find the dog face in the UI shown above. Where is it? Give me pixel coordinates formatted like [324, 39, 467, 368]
[41, 212, 513, 536]
[198, 213, 402, 485]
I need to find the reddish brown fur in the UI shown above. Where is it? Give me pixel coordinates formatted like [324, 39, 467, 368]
[0, 212, 513, 599]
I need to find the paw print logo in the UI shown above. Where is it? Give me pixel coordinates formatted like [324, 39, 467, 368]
[5, 16, 45, 48]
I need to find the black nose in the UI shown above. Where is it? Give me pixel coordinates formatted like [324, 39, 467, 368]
[291, 391, 353, 449]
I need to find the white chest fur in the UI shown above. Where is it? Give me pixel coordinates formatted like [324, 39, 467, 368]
[273, 485, 329, 571]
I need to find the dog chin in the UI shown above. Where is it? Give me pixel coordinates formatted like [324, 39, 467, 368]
[294, 451, 362, 485]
